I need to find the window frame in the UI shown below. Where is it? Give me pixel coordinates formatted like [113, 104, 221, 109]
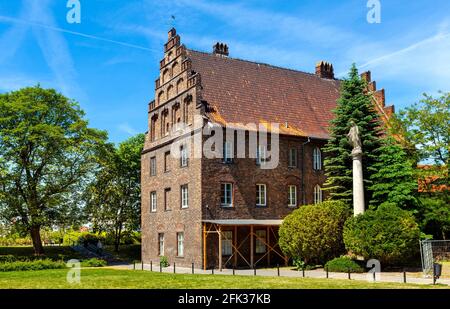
[177, 232, 184, 257]
[221, 231, 233, 256]
[150, 191, 157, 212]
[288, 185, 297, 207]
[158, 233, 164, 256]
[255, 230, 267, 254]
[150, 156, 157, 176]
[164, 151, 171, 172]
[256, 184, 267, 207]
[314, 184, 323, 204]
[223, 141, 233, 163]
[313, 147, 322, 171]
[180, 145, 189, 167]
[181, 184, 189, 209]
[288, 147, 297, 168]
[221, 183, 233, 207]
[256, 145, 267, 166]
[164, 188, 171, 211]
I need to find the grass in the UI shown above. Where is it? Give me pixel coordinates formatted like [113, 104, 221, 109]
[0, 268, 446, 289]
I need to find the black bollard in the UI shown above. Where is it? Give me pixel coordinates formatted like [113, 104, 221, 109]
[326, 266, 329, 279]
[254, 268, 256, 276]
[348, 268, 351, 280]
[373, 271, 376, 282]
[277, 264, 280, 277]
[403, 271, 406, 283]
[302, 267, 305, 278]
[233, 268, 235, 275]
[150, 261, 153, 272]
[212, 267, 214, 275]
[160, 262, 162, 273]
[142, 262, 144, 271]
[192, 263, 194, 274]
[173, 262, 176, 273]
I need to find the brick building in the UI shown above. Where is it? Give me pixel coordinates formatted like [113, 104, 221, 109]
[141, 29, 394, 269]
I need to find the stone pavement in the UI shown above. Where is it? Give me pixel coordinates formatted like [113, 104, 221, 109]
[117, 263, 450, 286]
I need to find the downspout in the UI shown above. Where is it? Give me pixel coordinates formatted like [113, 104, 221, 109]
[301, 137, 311, 205]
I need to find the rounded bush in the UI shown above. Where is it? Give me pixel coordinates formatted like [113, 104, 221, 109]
[325, 256, 364, 273]
[343, 204, 420, 265]
[279, 200, 351, 265]
[81, 258, 107, 267]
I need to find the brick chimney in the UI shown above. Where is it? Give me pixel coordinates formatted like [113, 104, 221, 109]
[213, 42, 229, 57]
[315, 61, 334, 79]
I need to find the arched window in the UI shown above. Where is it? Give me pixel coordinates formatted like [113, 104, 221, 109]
[167, 51, 173, 62]
[157, 91, 164, 105]
[176, 78, 184, 93]
[162, 69, 170, 83]
[166, 85, 174, 100]
[314, 185, 322, 204]
[313, 147, 322, 170]
[172, 61, 179, 76]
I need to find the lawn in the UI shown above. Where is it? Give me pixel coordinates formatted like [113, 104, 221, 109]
[0, 268, 445, 289]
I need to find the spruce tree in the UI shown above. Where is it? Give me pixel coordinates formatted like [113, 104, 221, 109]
[323, 64, 383, 206]
[369, 136, 418, 209]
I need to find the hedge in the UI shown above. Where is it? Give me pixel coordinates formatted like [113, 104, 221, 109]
[0, 259, 66, 272]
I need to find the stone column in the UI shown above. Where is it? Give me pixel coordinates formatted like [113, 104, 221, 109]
[352, 148, 365, 216]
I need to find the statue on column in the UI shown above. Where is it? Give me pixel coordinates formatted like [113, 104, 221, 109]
[347, 121, 365, 216]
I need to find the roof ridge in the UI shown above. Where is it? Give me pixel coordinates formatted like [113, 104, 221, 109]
[187, 48, 339, 81]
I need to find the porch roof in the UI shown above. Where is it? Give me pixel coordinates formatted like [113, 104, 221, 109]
[202, 219, 283, 226]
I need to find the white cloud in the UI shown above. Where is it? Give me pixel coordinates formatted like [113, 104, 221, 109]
[118, 123, 139, 136]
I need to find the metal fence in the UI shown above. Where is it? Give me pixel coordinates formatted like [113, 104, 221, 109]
[420, 239, 450, 276]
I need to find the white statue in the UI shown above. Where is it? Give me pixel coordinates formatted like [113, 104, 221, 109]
[348, 121, 365, 216]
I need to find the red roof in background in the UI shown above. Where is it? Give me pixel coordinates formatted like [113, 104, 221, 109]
[188, 50, 341, 139]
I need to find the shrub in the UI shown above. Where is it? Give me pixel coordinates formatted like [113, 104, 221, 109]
[0, 259, 66, 272]
[343, 204, 420, 265]
[160, 256, 169, 267]
[81, 258, 107, 267]
[325, 256, 364, 273]
[279, 201, 351, 265]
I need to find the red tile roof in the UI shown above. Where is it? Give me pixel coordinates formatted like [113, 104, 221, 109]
[187, 50, 341, 139]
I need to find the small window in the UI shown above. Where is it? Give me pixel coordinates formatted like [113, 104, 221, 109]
[288, 185, 297, 207]
[158, 233, 164, 256]
[164, 151, 171, 172]
[221, 183, 233, 207]
[222, 231, 232, 256]
[181, 184, 189, 209]
[255, 230, 267, 254]
[256, 184, 267, 207]
[150, 191, 157, 212]
[177, 232, 184, 257]
[150, 157, 156, 176]
[314, 185, 323, 204]
[288, 148, 297, 168]
[313, 147, 322, 170]
[256, 145, 267, 165]
[180, 145, 189, 167]
[223, 141, 233, 163]
[164, 188, 171, 211]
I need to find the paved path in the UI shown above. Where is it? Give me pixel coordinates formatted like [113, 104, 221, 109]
[118, 263, 450, 286]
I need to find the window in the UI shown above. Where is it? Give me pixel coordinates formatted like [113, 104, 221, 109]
[177, 232, 184, 257]
[256, 184, 267, 207]
[223, 141, 233, 163]
[288, 148, 297, 167]
[313, 147, 322, 170]
[181, 184, 188, 209]
[164, 151, 170, 172]
[222, 231, 232, 256]
[314, 185, 323, 204]
[150, 191, 157, 212]
[255, 230, 267, 254]
[180, 145, 189, 167]
[256, 145, 267, 165]
[150, 118, 157, 141]
[158, 233, 164, 256]
[150, 157, 156, 176]
[164, 188, 171, 211]
[288, 185, 297, 207]
[221, 183, 233, 207]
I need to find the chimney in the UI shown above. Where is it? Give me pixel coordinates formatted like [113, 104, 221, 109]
[360, 71, 371, 83]
[315, 61, 334, 79]
[168, 28, 176, 39]
[213, 42, 229, 57]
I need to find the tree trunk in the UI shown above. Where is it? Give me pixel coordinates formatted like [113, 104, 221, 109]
[114, 223, 123, 253]
[30, 225, 44, 255]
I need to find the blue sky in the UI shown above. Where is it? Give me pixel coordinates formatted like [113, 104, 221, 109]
[0, 0, 449, 143]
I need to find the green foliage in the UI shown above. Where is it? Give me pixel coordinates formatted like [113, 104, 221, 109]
[84, 134, 144, 252]
[416, 196, 450, 240]
[323, 64, 384, 205]
[325, 256, 364, 273]
[0, 86, 108, 254]
[279, 201, 351, 264]
[343, 204, 420, 265]
[160, 256, 169, 267]
[393, 91, 449, 166]
[81, 258, 107, 267]
[369, 136, 418, 209]
[0, 259, 66, 272]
